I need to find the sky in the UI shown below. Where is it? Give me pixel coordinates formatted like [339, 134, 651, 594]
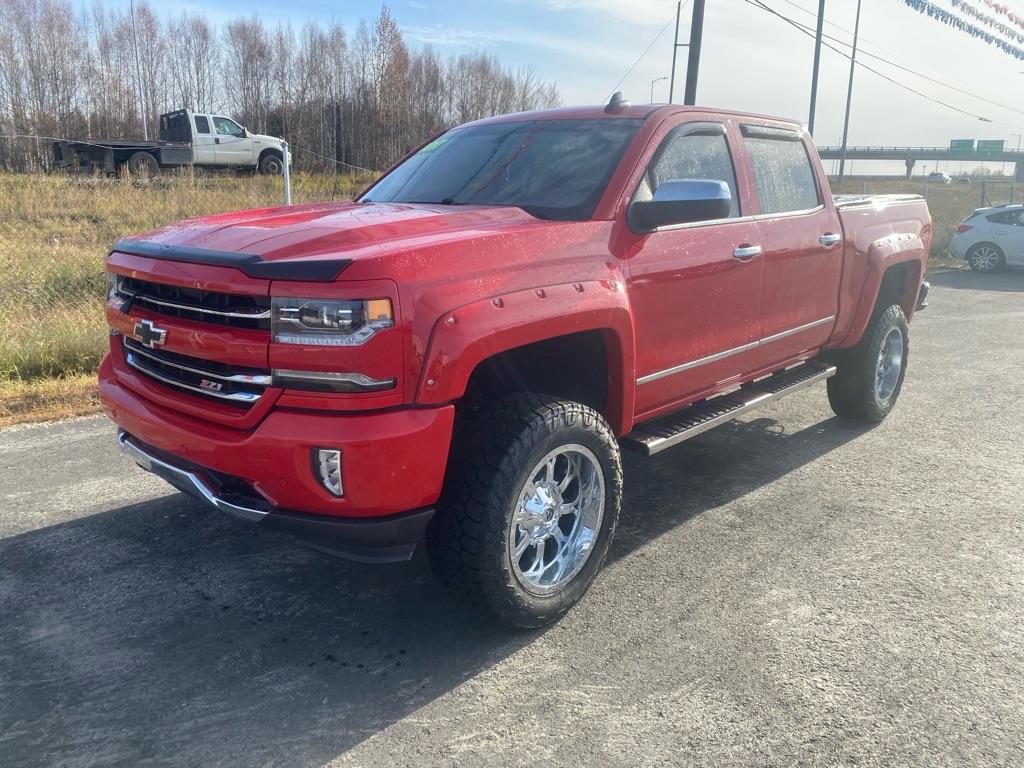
[101, 0, 1024, 174]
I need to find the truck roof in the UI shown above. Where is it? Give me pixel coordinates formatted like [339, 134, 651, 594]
[466, 103, 806, 129]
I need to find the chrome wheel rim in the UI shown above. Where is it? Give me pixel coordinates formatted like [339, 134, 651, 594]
[972, 246, 999, 271]
[509, 444, 605, 595]
[875, 326, 904, 402]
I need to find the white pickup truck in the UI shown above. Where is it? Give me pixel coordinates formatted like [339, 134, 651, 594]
[53, 109, 291, 177]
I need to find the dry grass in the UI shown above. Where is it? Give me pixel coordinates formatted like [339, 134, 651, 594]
[0, 171, 1004, 426]
[0, 374, 99, 429]
[0, 170, 370, 425]
[830, 176, 1020, 257]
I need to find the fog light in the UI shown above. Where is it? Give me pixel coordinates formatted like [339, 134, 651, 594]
[313, 448, 343, 497]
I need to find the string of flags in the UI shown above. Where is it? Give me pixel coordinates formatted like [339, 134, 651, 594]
[978, 0, 1024, 32]
[952, 0, 1024, 44]
[899, 0, 1024, 60]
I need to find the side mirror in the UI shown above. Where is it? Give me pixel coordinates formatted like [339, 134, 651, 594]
[240, 128, 248, 138]
[629, 179, 732, 232]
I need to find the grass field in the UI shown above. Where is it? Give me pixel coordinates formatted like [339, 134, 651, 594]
[0, 171, 370, 426]
[0, 171, 1011, 427]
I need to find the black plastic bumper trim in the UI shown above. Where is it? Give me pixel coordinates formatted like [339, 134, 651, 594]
[263, 507, 435, 564]
[112, 239, 351, 282]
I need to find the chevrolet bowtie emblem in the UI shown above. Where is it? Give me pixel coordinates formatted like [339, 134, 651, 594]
[132, 319, 167, 348]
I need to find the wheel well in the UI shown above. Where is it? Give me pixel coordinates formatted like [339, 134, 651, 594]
[875, 261, 921, 320]
[967, 241, 1002, 256]
[259, 148, 282, 162]
[464, 331, 609, 415]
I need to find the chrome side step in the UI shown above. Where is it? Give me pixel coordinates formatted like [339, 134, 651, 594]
[622, 361, 837, 456]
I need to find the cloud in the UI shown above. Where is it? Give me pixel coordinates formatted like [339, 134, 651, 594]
[401, 23, 614, 62]
[519, 0, 673, 26]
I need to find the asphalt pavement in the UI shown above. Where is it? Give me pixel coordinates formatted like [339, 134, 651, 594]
[1, 268, 1022, 767]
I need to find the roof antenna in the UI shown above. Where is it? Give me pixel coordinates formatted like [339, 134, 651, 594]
[605, 91, 631, 114]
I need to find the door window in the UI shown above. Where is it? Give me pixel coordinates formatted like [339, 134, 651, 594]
[194, 115, 211, 134]
[633, 124, 739, 217]
[213, 117, 245, 137]
[987, 210, 1024, 225]
[742, 125, 820, 214]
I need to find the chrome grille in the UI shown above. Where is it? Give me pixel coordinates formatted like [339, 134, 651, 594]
[123, 337, 270, 407]
[115, 275, 270, 329]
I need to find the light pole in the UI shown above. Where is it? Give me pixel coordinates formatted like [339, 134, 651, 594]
[650, 76, 668, 103]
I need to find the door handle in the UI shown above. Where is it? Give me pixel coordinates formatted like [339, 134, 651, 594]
[732, 245, 762, 260]
[819, 233, 842, 246]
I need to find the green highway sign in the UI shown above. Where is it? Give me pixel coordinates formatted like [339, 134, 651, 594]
[977, 139, 1005, 157]
[949, 139, 975, 153]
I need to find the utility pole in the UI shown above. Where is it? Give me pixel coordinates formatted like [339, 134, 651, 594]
[129, 0, 148, 140]
[684, 0, 705, 105]
[669, 2, 682, 103]
[807, 0, 825, 136]
[668, 0, 706, 105]
[838, 0, 861, 180]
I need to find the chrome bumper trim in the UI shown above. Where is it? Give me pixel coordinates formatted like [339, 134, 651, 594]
[118, 431, 269, 522]
[125, 351, 263, 403]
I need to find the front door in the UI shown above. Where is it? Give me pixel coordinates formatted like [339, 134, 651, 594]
[740, 124, 842, 366]
[212, 116, 253, 165]
[626, 121, 765, 419]
[990, 208, 1024, 265]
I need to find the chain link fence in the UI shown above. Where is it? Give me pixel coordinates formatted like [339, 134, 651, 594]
[0, 168, 372, 419]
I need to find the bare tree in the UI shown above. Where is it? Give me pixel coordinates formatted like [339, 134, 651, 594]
[0, 1, 563, 171]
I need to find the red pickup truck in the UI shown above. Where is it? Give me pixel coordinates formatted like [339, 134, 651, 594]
[100, 98, 932, 628]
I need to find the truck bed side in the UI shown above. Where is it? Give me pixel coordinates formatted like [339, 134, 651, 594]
[830, 194, 932, 350]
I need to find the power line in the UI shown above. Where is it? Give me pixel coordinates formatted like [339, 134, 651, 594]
[606, 8, 684, 101]
[744, 0, 1024, 132]
[776, 0, 1024, 118]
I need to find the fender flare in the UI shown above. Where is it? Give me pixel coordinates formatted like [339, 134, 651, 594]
[837, 232, 925, 348]
[415, 279, 636, 436]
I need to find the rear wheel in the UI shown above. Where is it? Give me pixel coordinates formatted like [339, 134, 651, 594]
[967, 243, 1004, 272]
[258, 152, 283, 175]
[826, 304, 909, 423]
[427, 394, 622, 629]
[124, 151, 158, 179]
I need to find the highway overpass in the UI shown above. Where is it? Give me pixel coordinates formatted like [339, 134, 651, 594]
[817, 146, 1024, 180]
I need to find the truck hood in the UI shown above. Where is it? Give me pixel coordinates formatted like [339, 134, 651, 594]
[117, 201, 548, 266]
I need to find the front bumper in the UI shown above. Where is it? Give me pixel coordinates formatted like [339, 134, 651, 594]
[119, 432, 434, 563]
[99, 353, 454, 561]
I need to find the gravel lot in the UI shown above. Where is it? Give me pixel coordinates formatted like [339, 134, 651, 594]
[1, 269, 1022, 767]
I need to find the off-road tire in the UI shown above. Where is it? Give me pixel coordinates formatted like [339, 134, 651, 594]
[124, 151, 158, 179]
[258, 152, 283, 175]
[427, 394, 622, 629]
[826, 304, 909, 423]
[967, 243, 1004, 273]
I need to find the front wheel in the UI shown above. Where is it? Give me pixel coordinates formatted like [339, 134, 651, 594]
[427, 394, 622, 629]
[826, 304, 909, 423]
[258, 153, 283, 175]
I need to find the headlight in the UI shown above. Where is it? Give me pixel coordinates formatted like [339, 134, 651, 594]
[105, 272, 121, 302]
[272, 298, 394, 346]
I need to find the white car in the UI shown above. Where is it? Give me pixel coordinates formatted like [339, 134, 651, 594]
[927, 171, 952, 184]
[949, 204, 1024, 271]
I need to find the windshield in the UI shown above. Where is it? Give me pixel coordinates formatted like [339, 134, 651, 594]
[358, 118, 643, 221]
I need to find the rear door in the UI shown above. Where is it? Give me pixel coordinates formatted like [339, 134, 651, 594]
[989, 209, 1024, 264]
[212, 116, 254, 165]
[739, 123, 842, 366]
[192, 114, 216, 164]
[626, 119, 765, 418]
